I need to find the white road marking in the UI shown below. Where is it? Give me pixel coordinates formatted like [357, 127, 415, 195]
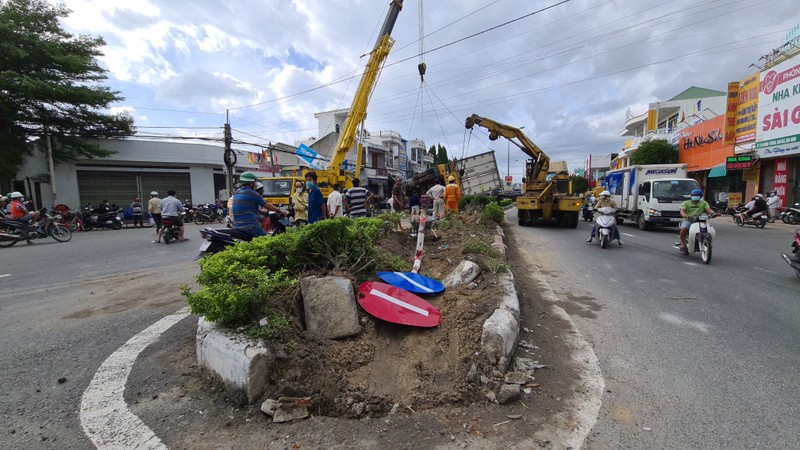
[659, 312, 710, 333]
[370, 288, 429, 316]
[752, 266, 780, 275]
[621, 232, 636, 237]
[683, 261, 700, 267]
[392, 272, 434, 293]
[0, 274, 10, 278]
[80, 307, 190, 449]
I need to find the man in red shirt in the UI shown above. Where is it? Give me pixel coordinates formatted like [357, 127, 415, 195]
[8, 192, 40, 224]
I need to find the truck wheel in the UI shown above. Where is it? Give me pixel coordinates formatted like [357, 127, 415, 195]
[569, 212, 579, 228]
[637, 213, 650, 231]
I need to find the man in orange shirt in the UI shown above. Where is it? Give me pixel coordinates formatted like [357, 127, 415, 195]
[8, 192, 40, 224]
[444, 175, 461, 214]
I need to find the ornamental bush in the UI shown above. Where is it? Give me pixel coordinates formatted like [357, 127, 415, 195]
[183, 216, 405, 328]
[482, 202, 505, 224]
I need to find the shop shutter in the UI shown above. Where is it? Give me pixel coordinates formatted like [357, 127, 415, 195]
[77, 171, 138, 208]
[139, 173, 192, 204]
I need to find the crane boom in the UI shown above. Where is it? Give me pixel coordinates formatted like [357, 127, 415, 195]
[465, 114, 549, 183]
[328, 0, 404, 173]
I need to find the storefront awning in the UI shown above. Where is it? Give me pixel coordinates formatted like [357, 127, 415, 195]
[708, 163, 727, 178]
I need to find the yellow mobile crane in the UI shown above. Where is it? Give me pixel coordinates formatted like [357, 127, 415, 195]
[258, 0, 403, 204]
[311, 0, 403, 196]
[465, 114, 581, 227]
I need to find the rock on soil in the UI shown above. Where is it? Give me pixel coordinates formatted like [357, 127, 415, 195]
[300, 276, 361, 339]
[497, 384, 522, 405]
[443, 260, 481, 287]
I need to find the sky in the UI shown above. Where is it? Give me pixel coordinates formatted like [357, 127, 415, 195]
[55, 0, 798, 180]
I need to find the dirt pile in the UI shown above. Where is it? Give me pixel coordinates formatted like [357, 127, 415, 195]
[262, 210, 507, 418]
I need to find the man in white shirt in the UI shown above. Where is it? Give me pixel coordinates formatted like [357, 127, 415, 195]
[426, 177, 446, 220]
[327, 183, 344, 218]
[766, 191, 781, 222]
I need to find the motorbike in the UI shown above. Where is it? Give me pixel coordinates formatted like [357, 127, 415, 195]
[581, 201, 595, 222]
[675, 214, 716, 264]
[161, 216, 183, 244]
[196, 227, 254, 259]
[193, 203, 224, 225]
[0, 209, 72, 247]
[733, 210, 768, 228]
[52, 204, 84, 231]
[780, 203, 800, 224]
[262, 211, 291, 235]
[83, 205, 124, 230]
[594, 206, 618, 249]
[781, 228, 800, 278]
[182, 200, 196, 223]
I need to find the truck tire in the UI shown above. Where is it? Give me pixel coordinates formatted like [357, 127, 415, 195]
[568, 212, 579, 228]
[637, 213, 650, 231]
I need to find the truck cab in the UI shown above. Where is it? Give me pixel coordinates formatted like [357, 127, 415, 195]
[632, 178, 700, 228]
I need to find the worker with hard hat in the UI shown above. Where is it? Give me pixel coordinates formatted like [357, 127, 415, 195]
[444, 175, 461, 214]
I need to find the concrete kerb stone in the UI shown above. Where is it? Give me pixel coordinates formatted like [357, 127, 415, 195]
[480, 224, 520, 372]
[196, 317, 272, 404]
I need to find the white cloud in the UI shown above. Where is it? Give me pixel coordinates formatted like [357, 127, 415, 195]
[55, 0, 798, 170]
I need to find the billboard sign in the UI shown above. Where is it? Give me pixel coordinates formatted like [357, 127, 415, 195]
[725, 155, 755, 170]
[735, 72, 760, 144]
[724, 81, 739, 145]
[756, 55, 800, 157]
[677, 115, 733, 171]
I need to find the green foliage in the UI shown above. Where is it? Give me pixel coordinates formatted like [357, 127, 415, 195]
[482, 202, 505, 224]
[485, 259, 510, 274]
[459, 194, 495, 211]
[243, 310, 292, 340]
[499, 198, 513, 207]
[630, 139, 678, 165]
[571, 175, 589, 194]
[183, 217, 402, 328]
[0, 0, 135, 177]
[463, 237, 499, 257]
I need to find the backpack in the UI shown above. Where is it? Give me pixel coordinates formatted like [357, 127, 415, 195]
[132, 202, 143, 214]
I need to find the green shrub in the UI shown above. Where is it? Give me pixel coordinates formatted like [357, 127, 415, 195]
[459, 194, 495, 211]
[183, 217, 403, 328]
[499, 198, 513, 207]
[482, 202, 505, 224]
[485, 258, 510, 274]
[462, 237, 499, 256]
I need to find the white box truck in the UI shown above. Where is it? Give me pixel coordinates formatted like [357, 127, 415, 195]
[604, 163, 699, 230]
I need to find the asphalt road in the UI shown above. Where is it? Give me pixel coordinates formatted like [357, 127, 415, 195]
[508, 209, 800, 449]
[0, 223, 203, 449]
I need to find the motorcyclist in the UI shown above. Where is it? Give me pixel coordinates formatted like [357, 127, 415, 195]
[8, 192, 40, 225]
[679, 188, 716, 253]
[737, 193, 767, 222]
[232, 172, 287, 238]
[586, 190, 622, 245]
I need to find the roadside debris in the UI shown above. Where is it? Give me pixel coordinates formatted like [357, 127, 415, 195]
[261, 397, 311, 423]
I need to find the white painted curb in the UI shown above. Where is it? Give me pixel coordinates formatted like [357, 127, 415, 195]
[196, 317, 272, 403]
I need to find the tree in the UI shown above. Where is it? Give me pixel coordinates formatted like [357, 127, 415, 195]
[629, 139, 678, 165]
[0, 0, 135, 179]
[428, 143, 450, 166]
[571, 174, 589, 194]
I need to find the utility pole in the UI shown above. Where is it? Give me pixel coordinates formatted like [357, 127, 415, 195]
[268, 144, 276, 177]
[223, 109, 235, 198]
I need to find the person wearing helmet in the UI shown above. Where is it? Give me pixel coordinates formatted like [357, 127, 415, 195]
[131, 197, 144, 227]
[157, 189, 186, 242]
[679, 188, 715, 253]
[444, 175, 461, 214]
[148, 191, 162, 240]
[586, 190, 622, 245]
[233, 172, 287, 238]
[8, 191, 40, 225]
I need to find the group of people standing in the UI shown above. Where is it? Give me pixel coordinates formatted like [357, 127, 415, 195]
[391, 175, 462, 220]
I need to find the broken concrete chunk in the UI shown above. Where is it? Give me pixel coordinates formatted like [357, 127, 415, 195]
[443, 260, 480, 288]
[503, 371, 529, 385]
[261, 397, 311, 423]
[301, 276, 361, 339]
[497, 384, 522, 405]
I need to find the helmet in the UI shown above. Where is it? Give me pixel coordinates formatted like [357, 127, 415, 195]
[0, 196, 7, 202]
[254, 182, 264, 194]
[234, 183, 242, 190]
[10, 191, 23, 199]
[133, 197, 141, 202]
[600, 190, 610, 197]
[690, 189, 703, 196]
[150, 191, 158, 196]
[239, 172, 258, 183]
[754, 193, 763, 199]
[447, 175, 456, 182]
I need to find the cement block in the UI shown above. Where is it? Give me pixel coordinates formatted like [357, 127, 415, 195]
[196, 317, 272, 403]
[443, 260, 481, 287]
[300, 276, 361, 339]
[481, 308, 519, 372]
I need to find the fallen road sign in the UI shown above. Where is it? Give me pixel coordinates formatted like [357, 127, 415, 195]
[357, 281, 441, 327]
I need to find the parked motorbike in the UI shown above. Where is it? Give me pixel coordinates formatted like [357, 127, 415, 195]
[196, 227, 254, 259]
[182, 200, 196, 223]
[675, 214, 716, 264]
[52, 204, 84, 231]
[780, 203, 800, 225]
[594, 206, 618, 249]
[733, 210, 768, 228]
[581, 201, 595, 222]
[780, 228, 800, 278]
[193, 203, 223, 225]
[83, 204, 124, 230]
[0, 209, 72, 247]
[161, 216, 183, 244]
